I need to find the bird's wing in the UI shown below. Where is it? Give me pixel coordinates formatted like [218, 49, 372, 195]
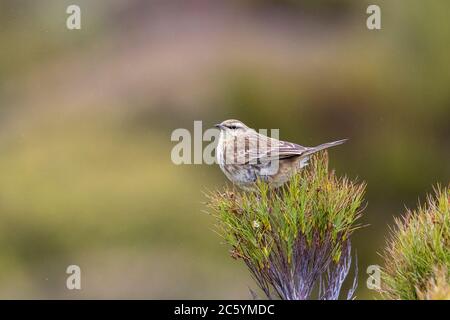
[233, 131, 308, 164]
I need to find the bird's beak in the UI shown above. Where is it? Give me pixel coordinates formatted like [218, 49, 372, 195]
[214, 123, 223, 129]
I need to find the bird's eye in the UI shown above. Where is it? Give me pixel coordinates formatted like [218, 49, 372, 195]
[228, 125, 237, 130]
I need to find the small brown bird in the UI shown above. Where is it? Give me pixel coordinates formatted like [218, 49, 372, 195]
[215, 119, 347, 191]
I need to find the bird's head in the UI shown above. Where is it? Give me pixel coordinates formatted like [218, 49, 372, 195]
[214, 119, 250, 137]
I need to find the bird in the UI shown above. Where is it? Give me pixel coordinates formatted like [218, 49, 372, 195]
[214, 119, 347, 191]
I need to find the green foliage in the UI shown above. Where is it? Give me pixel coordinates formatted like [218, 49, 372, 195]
[207, 152, 366, 271]
[381, 186, 450, 300]
[416, 267, 450, 300]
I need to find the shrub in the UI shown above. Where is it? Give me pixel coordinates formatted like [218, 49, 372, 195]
[381, 185, 450, 300]
[206, 152, 366, 300]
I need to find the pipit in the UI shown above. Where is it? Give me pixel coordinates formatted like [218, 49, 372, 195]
[215, 119, 346, 191]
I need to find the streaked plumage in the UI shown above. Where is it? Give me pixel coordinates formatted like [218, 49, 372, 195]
[215, 119, 346, 191]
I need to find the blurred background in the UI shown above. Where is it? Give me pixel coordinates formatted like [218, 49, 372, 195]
[0, 0, 449, 299]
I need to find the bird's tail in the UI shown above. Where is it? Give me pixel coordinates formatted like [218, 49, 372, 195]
[303, 139, 348, 157]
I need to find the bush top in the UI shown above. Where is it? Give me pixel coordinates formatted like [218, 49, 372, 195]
[207, 152, 366, 268]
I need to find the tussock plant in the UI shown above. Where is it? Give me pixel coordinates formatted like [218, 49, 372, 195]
[416, 267, 450, 300]
[206, 152, 366, 300]
[381, 186, 450, 300]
